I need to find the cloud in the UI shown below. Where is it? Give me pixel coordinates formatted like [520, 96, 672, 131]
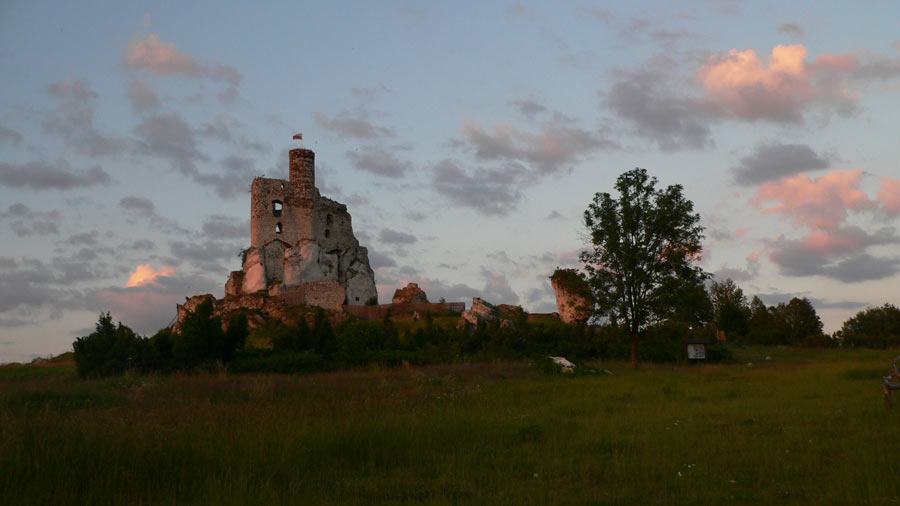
[879, 177, 900, 216]
[119, 196, 155, 213]
[754, 170, 873, 231]
[43, 79, 130, 156]
[125, 264, 178, 287]
[368, 249, 397, 269]
[479, 267, 520, 304]
[201, 215, 248, 239]
[0, 122, 22, 145]
[508, 97, 548, 119]
[379, 228, 417, 245]
[606, 63, 713, 150]
[133, 112, 205, 173]
[0, 160, 111, 190]
[346, 147, 411, 178]
[754, 170, 900, 281]
[197, 115, 270, 154]
[125, 33, 242, 103]
[456, 117, 618, 172]
[119, 195, 190, 235]
[732, 143, 831, 185]
[127, 79, 161, 113]
[577, 7, 615, 21]
[314, 111, 395, 139]
[778, 23, 804, 37]
[431, 159, 523, 216]
[2, 203, 62, 237]
[192, 154, 256, 199]
[169, 240, 240, 274]
[65, 231, 99, 247]
[697, 44, 860, 122]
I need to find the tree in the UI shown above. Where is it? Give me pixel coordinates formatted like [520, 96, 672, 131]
[580, 168, 707, 366]
[747, 296, 776, 344]
[836, 304, 900, 348]
[73, 312, 142, 378]
[773, 297, 827, 346]
[173, 298, 224, 368]
[709, 278, 750, 339]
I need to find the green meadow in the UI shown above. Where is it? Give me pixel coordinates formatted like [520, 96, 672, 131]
[2, 347, 900, 505]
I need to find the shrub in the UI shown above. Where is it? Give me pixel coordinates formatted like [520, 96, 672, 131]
[227, 349, 328, 374]
[73, 313, 142, 378]
[837, 304, 900, 348]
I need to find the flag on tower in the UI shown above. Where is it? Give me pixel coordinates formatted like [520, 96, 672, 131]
[293, 133, 302, 140]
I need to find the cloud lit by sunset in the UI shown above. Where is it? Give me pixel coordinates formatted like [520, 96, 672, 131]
[126, 264, 178, 288]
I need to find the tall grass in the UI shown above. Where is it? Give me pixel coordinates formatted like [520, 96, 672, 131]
[2, 348, 900, 505]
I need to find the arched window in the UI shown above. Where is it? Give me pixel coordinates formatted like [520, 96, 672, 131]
[326, 214, 333, 225]
[272, 200, 283, 217]
[324, 229, 330, 238]
[275, 222, 282, 234]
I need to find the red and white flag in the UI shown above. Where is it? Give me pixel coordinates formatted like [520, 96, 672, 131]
[293, 133, 303, 140]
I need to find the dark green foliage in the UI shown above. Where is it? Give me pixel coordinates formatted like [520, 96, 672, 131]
[836, 304, 900, 348]
[73, 313, 142, 378]
[580, 168, 708, 365]
[776, 297, 828, 346]
[365, 296, 378, 306]
[312, 309, 337, 358]
[227, 349, 327, 374]
[336, 319, 389, 366]
[173, 298, 225, 367]
[746, 296, 777, 345]
[710, 278, 750, 339]
[222, 313, 249, 362]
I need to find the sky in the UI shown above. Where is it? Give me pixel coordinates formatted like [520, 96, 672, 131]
[1, 0, 899, 362]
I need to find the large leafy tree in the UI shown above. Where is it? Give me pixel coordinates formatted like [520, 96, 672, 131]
[710, 278, 750, 339]
[581, 168, 707, 366]
[836, 303, 900, 348]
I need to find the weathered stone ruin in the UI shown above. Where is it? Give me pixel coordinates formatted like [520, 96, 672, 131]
[227, 148, 377, 305]
[175, 148, 377, 330]
[550, 269, 593, 324]
[457, 297, 524, 328]
[392, 282, 429, 304]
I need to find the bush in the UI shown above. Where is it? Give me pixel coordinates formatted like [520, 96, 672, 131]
[837, 304, 900, 348]
[73, 313, 142, 378]
[227, 349, 328, 374]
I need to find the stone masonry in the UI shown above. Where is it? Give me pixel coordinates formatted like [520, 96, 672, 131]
[227, 148, 377, 305]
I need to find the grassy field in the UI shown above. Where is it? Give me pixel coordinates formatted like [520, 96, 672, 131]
[2, 347, 900, 505]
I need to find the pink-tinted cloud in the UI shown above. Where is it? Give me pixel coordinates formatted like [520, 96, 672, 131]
[753, 170, 900, 281]
[126, 33, 205, 77]
[753, 170, 873, 231]
[125, 33, 242, 103]
[879, 177, 900, 215]
[697, 44, 858, 121]
[125, 264, 178, 287]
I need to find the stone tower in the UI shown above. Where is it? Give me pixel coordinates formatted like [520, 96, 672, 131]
[228, 148, 377, 307]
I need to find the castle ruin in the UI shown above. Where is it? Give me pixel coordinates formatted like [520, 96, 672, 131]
[225, 148, 377, 307]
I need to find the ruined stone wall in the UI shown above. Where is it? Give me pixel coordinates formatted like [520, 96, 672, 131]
[260, 239, 288, 283]
[343, 302, 466, 319]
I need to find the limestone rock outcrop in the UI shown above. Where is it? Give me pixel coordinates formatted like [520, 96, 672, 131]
[392, 283, 429, 304]
[458, 298, 524, 328]
[550, 269, 593, 324]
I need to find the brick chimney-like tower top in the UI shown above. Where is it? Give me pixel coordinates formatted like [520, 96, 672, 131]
[289, 149, 315, 190]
